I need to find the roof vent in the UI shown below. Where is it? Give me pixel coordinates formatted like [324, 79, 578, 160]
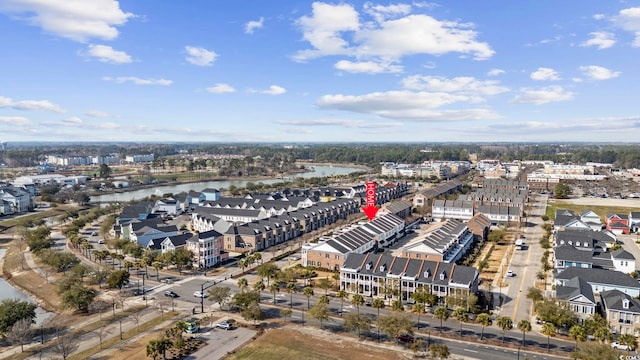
[424, 270, 430, 278]
[379, 264, 387, 272]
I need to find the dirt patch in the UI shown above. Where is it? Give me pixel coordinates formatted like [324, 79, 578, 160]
[226, 327, 408, 360]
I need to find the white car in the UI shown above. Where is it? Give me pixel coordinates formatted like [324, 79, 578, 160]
[506, 270, 515, 277]
[611, 341, 631, 350]
[216, 321, 232, 330]
[193, 291, 207, 298]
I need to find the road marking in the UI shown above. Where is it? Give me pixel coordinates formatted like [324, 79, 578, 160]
[512, 225, 534, 320]
[463, 349, 478, 353]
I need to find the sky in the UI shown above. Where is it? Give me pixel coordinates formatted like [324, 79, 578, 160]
[1, 1, 640, 143]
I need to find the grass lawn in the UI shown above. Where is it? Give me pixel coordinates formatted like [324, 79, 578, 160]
[227, 328, 403, 360]
[545, 200, 638, 221]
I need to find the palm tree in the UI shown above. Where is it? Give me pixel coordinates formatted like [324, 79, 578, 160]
[253, 279, 265, 293]
[517, 319, 532, 347]
[593, 325, 612, 343]
[351, 294, 365, 315]
[496, 316, 513, 343]
[336, 290, 348, 316]
[541, 322, 556, 350]
[303, 286, 314, 309]
[391, 299, 404, 312]
[371, 298, 385, 342]
[434, 307, 449, 333]
[476, 313, 492, 340]
[237, 277, 248, 292]
[619, 333, 638, 354]
[238, 258, 247, 274]
[146, 337, 172, 360]
[318, 294, 330, 305]
[569, 325, 586, 352]
[287, 282, 297, 309]
[452, 307, 468, 337]
[152, 261, 162, 281]
[269, 283, 279, 304]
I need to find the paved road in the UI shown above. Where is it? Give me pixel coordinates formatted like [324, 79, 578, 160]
[500, 194, 548, 323]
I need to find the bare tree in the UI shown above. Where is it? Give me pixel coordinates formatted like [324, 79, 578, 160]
[6, 318, 32, 352]
[157, 298, 171, 319]
[88, 299, 110, 320]
[52, 333, 80, 360]
[131, 311, 143, 332]
[94, 322, 112, 349]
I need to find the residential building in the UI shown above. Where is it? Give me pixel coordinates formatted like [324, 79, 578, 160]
[605, 213, 630, 234]
[125, 154, 155, 163]
[555, 267, 640, 297]
[556, 277, 597, 323]
[160, 233, 191, 254]
[187, 229, 228, 269]
[600, 290, 640, 335]
[340, 253, 479, 303]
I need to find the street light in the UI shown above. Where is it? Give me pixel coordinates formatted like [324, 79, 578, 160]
[119, 320, 123, 340]
[200, 280, 215, 313]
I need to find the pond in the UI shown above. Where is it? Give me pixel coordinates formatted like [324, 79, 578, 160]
[0, 249, 54, 325]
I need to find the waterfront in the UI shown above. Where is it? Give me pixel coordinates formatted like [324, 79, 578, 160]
[0, 249, 53, 325]
[91, 165, 365, 203]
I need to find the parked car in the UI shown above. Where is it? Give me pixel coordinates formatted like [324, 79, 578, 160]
[395, 334, 415, 343]
[97, 239, 104, 244]
[365, 298, 372, 306]
[506, 270, 515, 277]
[611, 341, 631, 350]
[216, 321, 232, 330]
[91, 231, 98, 236]
[164, 291, 178, 298]
[186, 321, 199, 334]
[193, 291, 207, 298]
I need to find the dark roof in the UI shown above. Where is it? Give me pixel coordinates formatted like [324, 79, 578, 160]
[556, 267, 640, 289]
[554, 245, 593, 264]
[164, 233, 191, 247]
[556, 277, 596, 304]
[554, 209, 576, 227]
[601, 289, 640, 314]
[612, 249, 635, 260]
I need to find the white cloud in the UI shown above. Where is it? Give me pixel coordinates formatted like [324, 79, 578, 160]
[580, 32, 616, 49]
[401, 75, 509, 96]
[276, 118, 402, 128]
[253, 85, 286, 95]
[0, 95, 65, 112]
[206, 83, 236, 94]
[487, 68, 505, 76]
[63, 116, 83, 124]
[245, 17, 264, 34]
[86, 44, 132, 64]
[102, 76, 173, 85]
[0, 0, 133, 42]
[184, 46, 217, 66]
[593, 14, 605, 20]
[317, 90, 500, 120]
[85, 110, 110, 117]
[578, 65, 621, 80]
[511, 86, 574, 105]
[294, 2, 494, 63]
[0, 116, 30, 125]
[363, 3, 412, 23]
[530, 67, 560, 81]
[334, 60, 402, 74]
[612, 7, 640, 46]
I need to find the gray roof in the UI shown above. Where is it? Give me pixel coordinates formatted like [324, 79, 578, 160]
[601, 289, 640, 314]
[556, 277, 596, 304]
[612, 249, 635, 260]
[554, 209, 576, 227]
[554, 245, 594, 264]
[556, 267, 640, 289]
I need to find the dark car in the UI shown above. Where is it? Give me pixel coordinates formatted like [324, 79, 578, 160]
[365, 298, 372, 306]
[164, 290, 178, 298]
[395, 334, 415, 343]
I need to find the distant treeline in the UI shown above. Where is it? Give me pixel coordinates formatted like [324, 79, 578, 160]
[1, 143, 639, 169]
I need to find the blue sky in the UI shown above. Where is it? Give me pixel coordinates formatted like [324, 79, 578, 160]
[1, 1, 639, 143]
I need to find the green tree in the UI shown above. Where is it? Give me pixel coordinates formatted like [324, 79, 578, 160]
[541, 322, 556, 350]
[231, 290, 260, 312]
[253, 279, 265, 293]
[99, 164, 112, 178]
[344, 313, 371, 338]
[237, 277, 248, 292]
[391, 299, 404, 312]
[526, 287, 543, 304]
[517, 319, 532, 347]
[269, 283, 280, 304]
[280, 308, 292, 323]
[287, 282, 297, 309]
[336, 290, 348, 316]
[378, 313, 413, 340]
[569, 325, 587, 352]
[619, 333, 638, 354]
[241, 301, 263, 324]
[554, 183, 571, 199]
[60, 284, 96, 312]
[146, 337, 172, 360]
[303, 286, 314, 309]
[308, 301, 330, 329]
[434, 307, 449, 332]
[371, 298, 385, 341]
[452, 307, 468, 337]
[496, 316, 513, 343]
[429, 343, 450, 359]
[476, 313, 492, 340]
[0, 299, 37, 334]
[106, 270, 130, 289]
[207, 286, 231, 311]
[256, 263, 279, 286]
[593, 326, 612, 344]
[351, 293, 365, 315]
[316, 277, 332, 295]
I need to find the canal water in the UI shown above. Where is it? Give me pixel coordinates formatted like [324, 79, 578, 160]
[0, 249, 54, 325]
[91, 165, 365, 203]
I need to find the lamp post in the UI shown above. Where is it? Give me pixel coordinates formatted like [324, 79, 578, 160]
[201, 280, 215, 313]
[119, 320, 123, 340]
